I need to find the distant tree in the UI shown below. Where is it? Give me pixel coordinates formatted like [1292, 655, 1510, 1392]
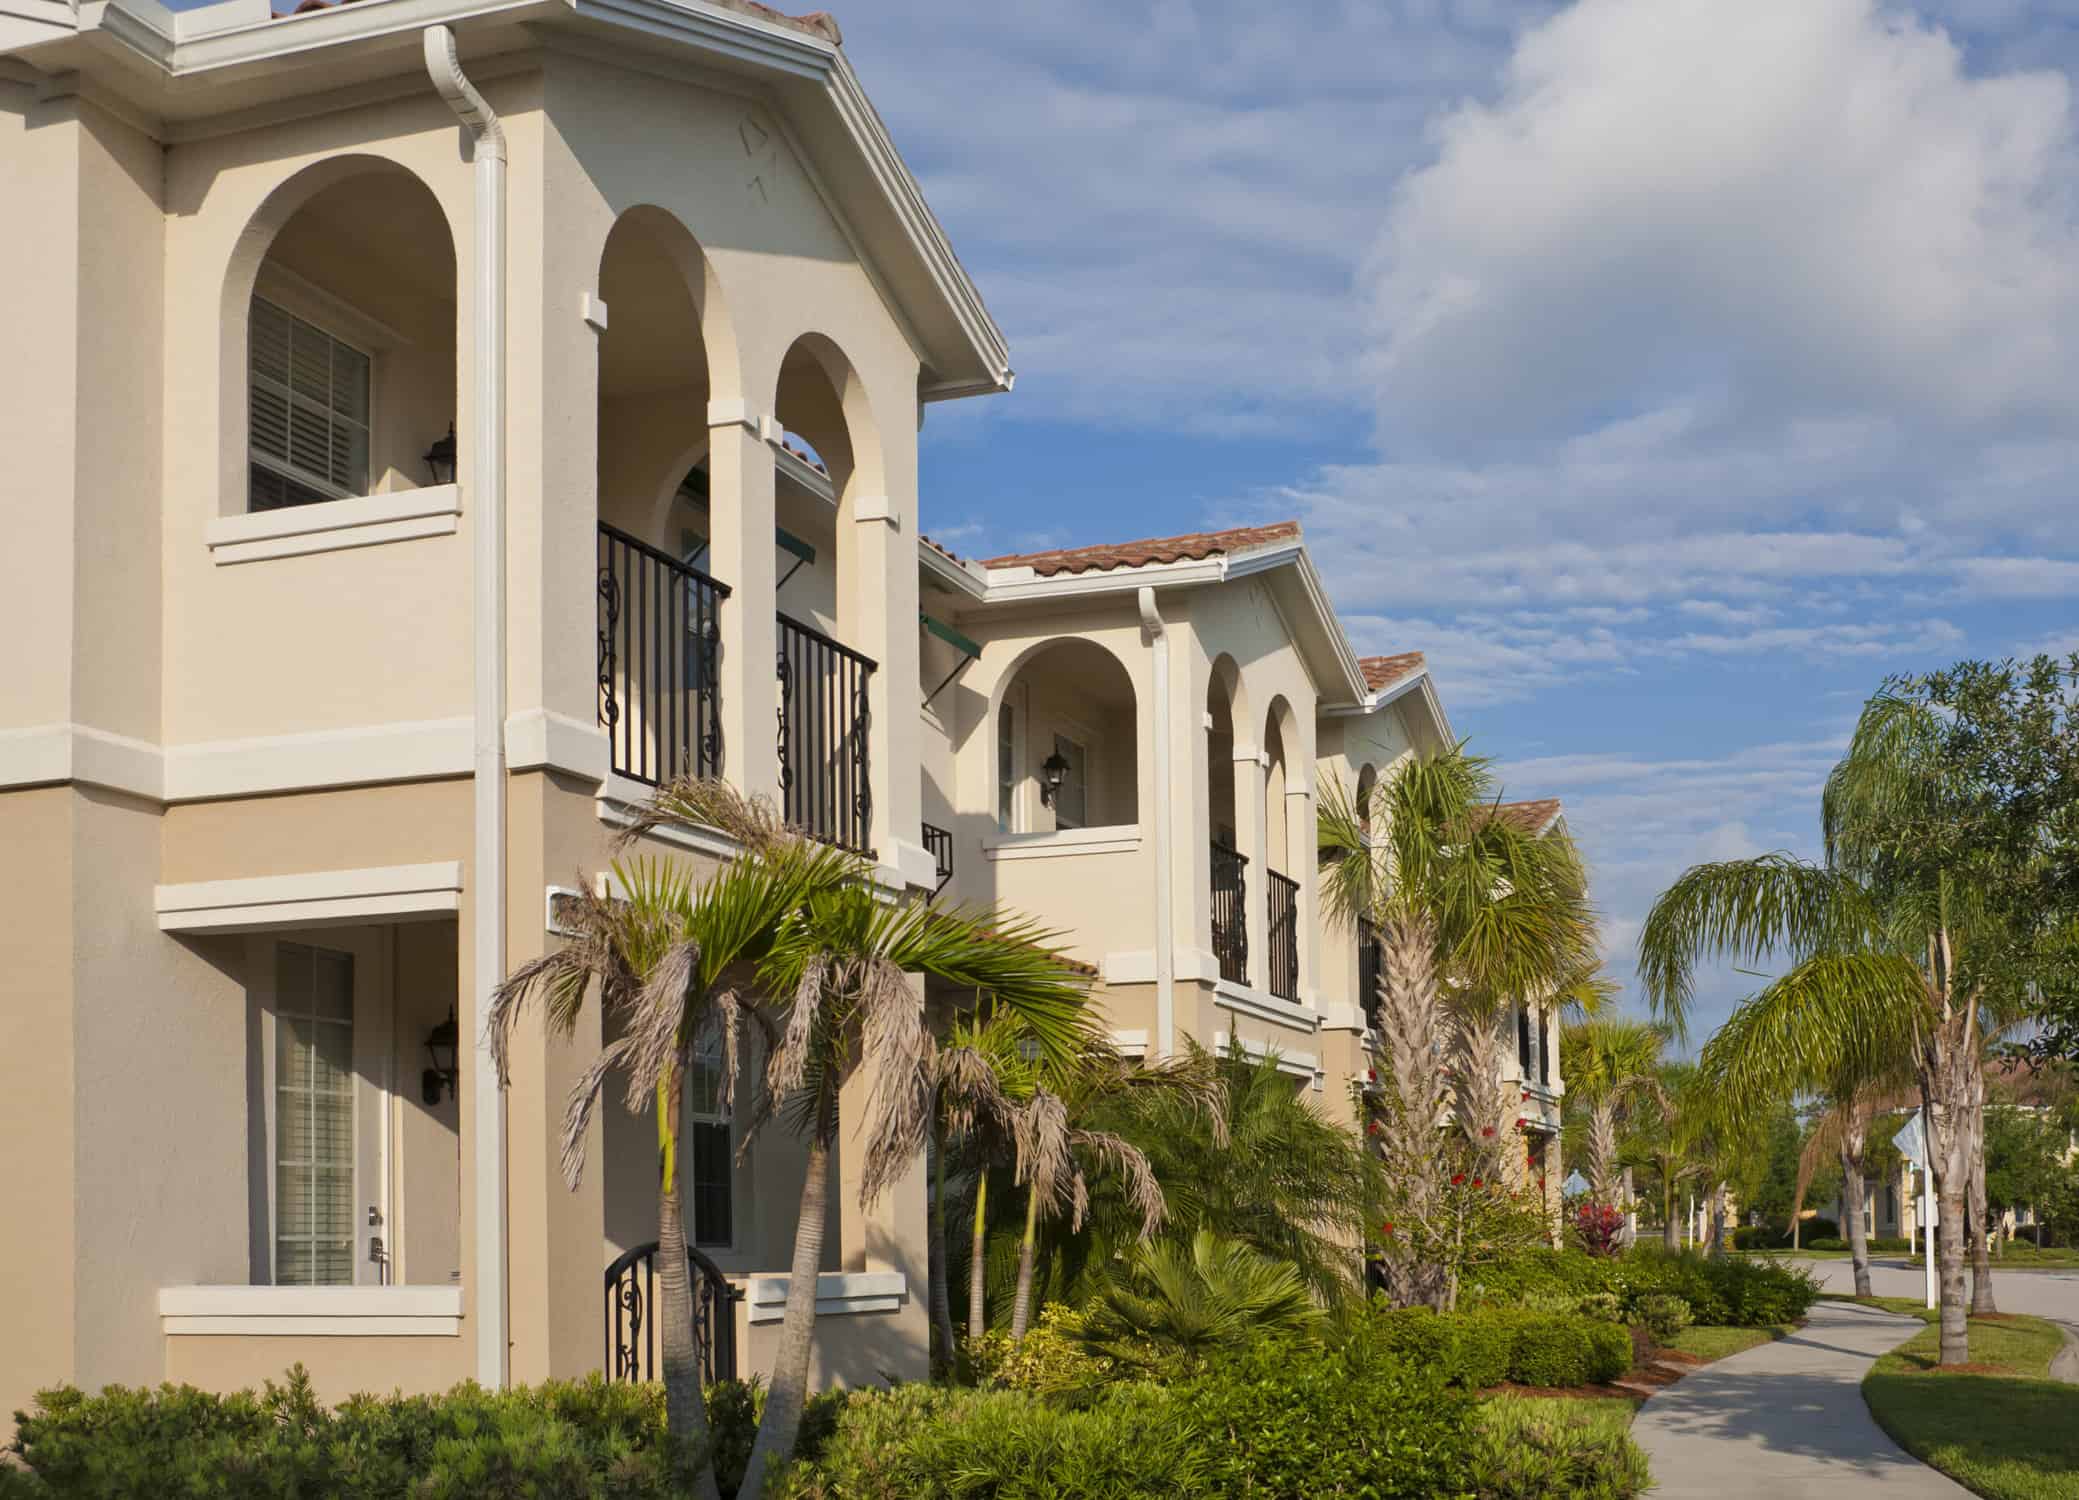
[1984, 1104, 2066, 1246]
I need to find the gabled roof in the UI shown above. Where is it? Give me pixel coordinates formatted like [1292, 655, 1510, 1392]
[1358, 652, 1425, 692]
[983, 522, 1302, 578]
[1477, 799, 1565, 837]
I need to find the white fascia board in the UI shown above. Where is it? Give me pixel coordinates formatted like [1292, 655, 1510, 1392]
[160, 1284, 463, 1335]
[744, 1270, 906, 1324]
[155, 860, 464, 932]
[918, 542, 986, 599]
[973, 556, 1226, 605]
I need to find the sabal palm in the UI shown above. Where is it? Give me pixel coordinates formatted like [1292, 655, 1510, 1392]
[1639, 690, 2052, 1362]
[1561, 1018, 1666, 1206]
[1076, 1229, 1321, 1376]
[1317, 748, 1599, 1307]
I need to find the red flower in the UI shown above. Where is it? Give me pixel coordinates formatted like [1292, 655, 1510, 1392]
[1381, 1222, 1395, 1237]
[1521, 1091, 1531, 1102]
[1472, 1177, 1484, 1188]
[1366, 1069, 1377, 1083]
[1366, 1120, 1380, 1136]
[1451, 1173, 1466, 1186]
[1481, 1126, 1495, 1137]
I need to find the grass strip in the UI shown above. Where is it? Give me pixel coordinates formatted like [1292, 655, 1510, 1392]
[1862, 1312, 2079, 1500]
[1662, 1324, 1797, 1362]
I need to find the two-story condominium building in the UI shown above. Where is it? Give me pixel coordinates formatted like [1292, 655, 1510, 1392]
[0, 0, 1571, 1426]
[0, 0, 1012, 1425]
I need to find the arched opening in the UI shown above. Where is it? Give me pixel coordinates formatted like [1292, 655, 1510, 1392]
[1207, 656, 1247, 984]
[1264, 698, 1303, 1002]
[230, 162, 457, 513]
[1355, 762, 1379, 833]
[593, 207, 725, 787]
[993, 639, 1138, 836]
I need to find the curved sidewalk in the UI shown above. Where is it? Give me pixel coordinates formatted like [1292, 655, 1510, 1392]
[1629, 1298, 1971, 1498]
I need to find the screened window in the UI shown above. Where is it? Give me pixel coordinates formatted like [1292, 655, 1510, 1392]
[1050, 733, 1087, 830]
[687, 1029, 733, 1248]
[996, 703, 1017, 833]
[274, 942, 356, 1285]
[249, 296, 371, 511]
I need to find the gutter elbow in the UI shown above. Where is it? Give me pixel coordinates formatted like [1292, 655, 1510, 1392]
[424, 24, 506, 160]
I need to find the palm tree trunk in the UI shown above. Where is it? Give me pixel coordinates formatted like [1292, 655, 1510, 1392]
[1662, 1174, 1680, 1252]
[1376, 910, 1447, 1309]
[655, 1055, 722, 1500]
[1841, 1120, 1874, 1299]
[1708, 1182, 1728, 1261]
[1967, 1064, 1998, 1315]
[967, 1171, 989, 1339]
[928, 1106, 956, 1369]
[1588, 1103, 1618, 1202]
[1009, 1181, 1041, 1343]
[1935, 1172, 1970, 1367]
[743, 1132, 831, 1496]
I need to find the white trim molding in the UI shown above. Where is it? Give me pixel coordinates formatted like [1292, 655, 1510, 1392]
[0, 722, 164, 799]
[506, 708, 610, 784]
[165, 717, 474, 800]
[1212, 1031, 1324, 1090]
[1110, 1028, 1150, 1056]
[159, 1284, 463, 1336]
[204, 485, 460, 565]
[1103, 949, 1156, 985]
[744, 1270, 905, 1325]
[982, 825, 1142, 861]
[1213, 980, 1321, 1034]
[156, 860, 464, 933]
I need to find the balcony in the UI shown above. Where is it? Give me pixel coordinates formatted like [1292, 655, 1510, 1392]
[1358, 916, 1383, 1033]
[597, 522, 728, 787]
[1211, 839, 1249, 984]
[921, 821, 953, 896]
[1266, 869, 1299, 1002]
[777, 612, 875, 855]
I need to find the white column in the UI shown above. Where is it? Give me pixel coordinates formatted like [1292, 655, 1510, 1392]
[1285, 783, 1316, 1005]
[1234, 746, 1268, 990]
[706, 403, 779, 803]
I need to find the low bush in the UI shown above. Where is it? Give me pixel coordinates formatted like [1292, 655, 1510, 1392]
[1575, 1292, 1624, 1324]
[1868, 1236, 1913, 1252]
[1503, 1317, 1632, 1389]
[1471, 1397, 1653, 1500]
[1367, 1307, 1630, 1390]
[1732, 1219, 1840, 1250]
[1806, 1237, 1848, 1251]
[963, 1303, 1114, 1393]
[1632, 1294, 1693, 1344]
[1464, 1246, 1819, 1329]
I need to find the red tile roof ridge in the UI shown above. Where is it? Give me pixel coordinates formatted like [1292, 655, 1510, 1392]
[982, 520, 1301, 578]
[1357, 651, 1426, 691]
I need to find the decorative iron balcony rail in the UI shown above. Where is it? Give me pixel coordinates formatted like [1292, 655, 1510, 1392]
[602, 1240, 741, 1385]
[1357, 916, 1383, 1033]
[1518, 1003, 1534, 1078]
[777, 612, 875, 854]
[597, 523, 729, 786]
[921, 821, 954, 896]
[1267, 869, 1300, 1002]
[1210, 840, 1249, 985]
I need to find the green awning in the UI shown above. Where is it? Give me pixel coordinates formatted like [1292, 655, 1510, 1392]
[920, 612, 980, 660]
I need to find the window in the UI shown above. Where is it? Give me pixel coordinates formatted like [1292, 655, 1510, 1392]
[996, 703, 1017, 833]
[687, 1027, 733, 1248]
[1885, 1186, 1898, 1224]
[249, 295, 370, 511]
[1051, 733, 1087, 830]
[274, 942, 356, 1285]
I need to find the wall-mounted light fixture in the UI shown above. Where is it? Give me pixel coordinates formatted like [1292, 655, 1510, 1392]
[1039, 750, 1071, 808]
[421, 1007, 459, 1106]
[423, 423, 457, 486]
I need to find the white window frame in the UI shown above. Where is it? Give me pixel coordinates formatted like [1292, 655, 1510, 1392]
[685, 1025, 736, 1251]
[247, 292, 376, 512]
[996, 697, 1022, 834]
[1050, 729, 1090, 831]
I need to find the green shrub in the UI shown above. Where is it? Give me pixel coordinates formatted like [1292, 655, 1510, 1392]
[1868, 1236, 1912, 1253]
[1367, 1306, 1512, 1391]
[963, 1303, 1115, 1393]
[1465, 1246, 1816, 1330]
[1574, 1292, 1624, 1324]
[1501, 1317, 1631, 1389]
[1470, 1398, 1652, 1499]
[1631, 1294, 1693, 1344]
[1806, 1237, 1847, 1251]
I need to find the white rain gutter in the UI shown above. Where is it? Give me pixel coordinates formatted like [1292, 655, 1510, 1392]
[1137, 586, 1175, 1058]
[425, 21, 508, 1389]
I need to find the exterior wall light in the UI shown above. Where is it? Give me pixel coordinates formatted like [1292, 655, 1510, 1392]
[423, 422, 457, 486]
[1039, 750, 1071, 807]
[422, 1007, 459, 1106]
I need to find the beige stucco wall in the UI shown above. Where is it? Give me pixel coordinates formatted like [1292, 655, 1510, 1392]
[165, 1333, 471, 1404]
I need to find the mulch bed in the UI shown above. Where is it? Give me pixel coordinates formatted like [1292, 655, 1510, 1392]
[1487, 1349, 1705, 1404]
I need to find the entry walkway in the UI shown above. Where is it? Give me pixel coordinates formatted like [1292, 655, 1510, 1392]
[1630, 1297, 1972, 1498]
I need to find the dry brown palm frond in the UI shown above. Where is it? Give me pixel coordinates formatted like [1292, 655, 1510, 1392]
[488, 879, 642, 1084]
[857, 958, 939, 1205]
[937, 1044, 1018, 1142]
[766, 952, 830, 1107]
[558, 1031, 642, 1188]
[622, 937, 702, 1113]
[1117, 1049, 1232, 1148]
[1068, 1128, 1165, 1239]
[617, 776, 792, 855]
[1012, 1090, 1075, 1212]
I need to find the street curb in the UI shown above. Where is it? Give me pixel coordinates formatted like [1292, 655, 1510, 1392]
[2052, 1326, 2079, 1385]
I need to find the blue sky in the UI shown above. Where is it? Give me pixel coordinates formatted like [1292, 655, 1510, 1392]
[842, 0, 2079, 1042]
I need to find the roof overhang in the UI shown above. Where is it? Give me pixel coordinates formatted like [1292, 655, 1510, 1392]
[3, 0, 1011, 401]
[1321, 663, 1455, 745]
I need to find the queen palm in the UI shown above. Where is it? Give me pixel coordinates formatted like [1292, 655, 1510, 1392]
[1628, 1061, 1706, 1253]
[1639, 688, 2051, 1363]
[1786, 1081, 1896, 1294]
[1317, 750, 1599, 1308]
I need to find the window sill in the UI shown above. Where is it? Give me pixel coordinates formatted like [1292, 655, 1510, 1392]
[158, 1285, 463, 1336]
[206, 485, 459, 565]
[982, 825, 1141, 861]
[1213, 979, 1319, 1032]
[744, 1271, 905, 1324]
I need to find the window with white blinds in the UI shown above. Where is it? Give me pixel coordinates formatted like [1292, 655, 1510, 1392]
[249, 296, 371, 512]
[687, 1027, 733, 1248]
[274, 942, 356, 1286]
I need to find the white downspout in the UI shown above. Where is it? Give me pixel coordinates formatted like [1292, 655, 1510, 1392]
[1138, 587, 1174, 1058]
[425, 22, 508, 1389]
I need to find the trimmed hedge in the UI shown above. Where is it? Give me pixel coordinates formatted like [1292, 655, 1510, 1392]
[1463, 1246, 1818, 1329]
[1732, 1219, 1837, 1251]
[1368, 1308, 1630, 1390]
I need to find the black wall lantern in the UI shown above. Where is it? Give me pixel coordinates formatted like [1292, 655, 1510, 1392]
[1038, 750, 1071, 808]
[423, 423, 457, 486]
[421, 1007, 459, 1106]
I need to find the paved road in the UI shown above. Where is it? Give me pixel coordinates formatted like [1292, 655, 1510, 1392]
[1630, 1295, 1970, 1498]
[1798, 1255, 2079, 1332]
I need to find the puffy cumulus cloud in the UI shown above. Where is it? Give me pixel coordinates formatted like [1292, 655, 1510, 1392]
[1367, 0, 2079, 445]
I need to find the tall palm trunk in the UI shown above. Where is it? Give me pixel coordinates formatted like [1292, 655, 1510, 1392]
[1587, 1102, 1619, 1203]
[967, 1172, 989, 1339]
[655, 1054, 722, 1500]
[1375, 910, 1448, 1309]
[1662, 1174, 1680, 1252]
[743, 1133, 831, 1495]
[926, 1106, 956, 1369]
[1840, 1117, 1874, 1298]
[1009, 1182, 1042, 1342]
[1967, 1061, 1998, 1315]
[1707, 1181, 1728, 1260]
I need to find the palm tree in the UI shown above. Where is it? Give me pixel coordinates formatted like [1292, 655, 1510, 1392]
[1637, 676, 2055, 1363]
[1628, 1062, 1706, 1253]
[1561, 1018, 1667, 1210]
[1316, 751, 1599, 1307]
[1788, 1085, 1888, 1295]
[1075, 1229, 1322, 1376]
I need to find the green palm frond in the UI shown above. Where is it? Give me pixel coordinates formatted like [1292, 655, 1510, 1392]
[1077, 1229, 1321, 1372]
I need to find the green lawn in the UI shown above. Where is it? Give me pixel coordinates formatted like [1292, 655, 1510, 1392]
[1821, 1292, 1938, 1322]
[1663, 1324, 1797, 1361]
[1863, 1312, 2079, 1500]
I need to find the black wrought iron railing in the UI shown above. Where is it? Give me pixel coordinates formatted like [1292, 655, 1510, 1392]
[921, 820, 953, 897]
[1267, 869, 1299, 1001]
[1538, 1010, 1552, 1085]
[603, 1240, 742, 1386]
[598, 523, 729, 786]
[1211, 840, 1249, 985]
[1357, 916, 1383, 1033]
[1518, 1003, 1534, 1078]
[776, 613, 875, 854]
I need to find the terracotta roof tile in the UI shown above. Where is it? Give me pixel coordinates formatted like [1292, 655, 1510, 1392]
[1358, 652, 1425, 692]
[982, 521, 1300, 578]
[1475, 798, 1564, 836]
[920, 535, 964, 564]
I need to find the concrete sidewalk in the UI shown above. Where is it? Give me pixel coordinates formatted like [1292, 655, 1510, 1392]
[1629, 1298, 1972, 1498]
